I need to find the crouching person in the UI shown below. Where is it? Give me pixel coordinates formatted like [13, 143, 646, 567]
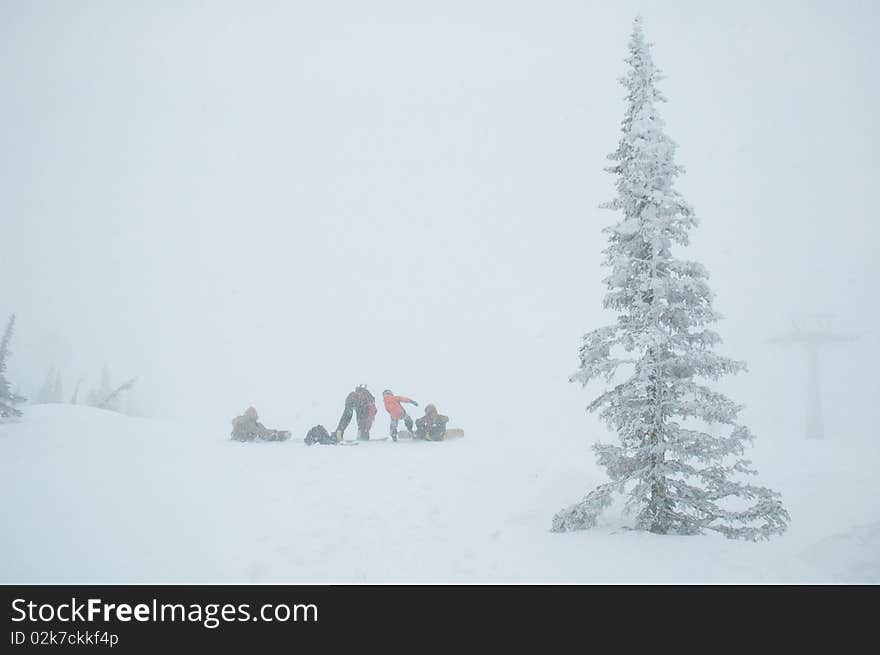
[304, 424, 340, 446]
[333, 384, 377, 441]
[231, 406, 290, 442]
[414, 404, 449, 441]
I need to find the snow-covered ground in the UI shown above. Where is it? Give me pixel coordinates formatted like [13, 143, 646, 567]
[1, 404, 878, 583]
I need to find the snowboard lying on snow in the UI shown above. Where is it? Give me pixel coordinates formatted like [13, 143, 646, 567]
[395, 428, 464, 441]
[340, 437, 390, 446]
[340, 429, 464, 445]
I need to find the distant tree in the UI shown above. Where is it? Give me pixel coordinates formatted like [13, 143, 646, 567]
[0, 314, 26, 419]
[87, 364, 114, 410]
[36, 365, 56, 404]
[95, 378, 137, 412]
[70, 378, 83, 405]
[551, 17, 788, 541]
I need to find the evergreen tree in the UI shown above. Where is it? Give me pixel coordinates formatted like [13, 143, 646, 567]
[96, 378, 137, 412]
[552, 17, 789, 540]
[86, 365, 136, 413]
[0, 314, 26, 419]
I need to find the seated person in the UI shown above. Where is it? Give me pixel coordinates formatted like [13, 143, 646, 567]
[231, 406, 290, 442]
[414, 404, 449, 441]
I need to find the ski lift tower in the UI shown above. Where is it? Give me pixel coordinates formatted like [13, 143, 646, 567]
[769, 314, 857, 440]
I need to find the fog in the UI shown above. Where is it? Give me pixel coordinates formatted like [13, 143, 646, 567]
[2, 0, 878, 445]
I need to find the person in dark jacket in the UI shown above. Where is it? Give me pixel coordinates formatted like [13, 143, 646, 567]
[305, 424, 338, 446]
[333, 384, 377, 441]
[414, 403, 449, 441]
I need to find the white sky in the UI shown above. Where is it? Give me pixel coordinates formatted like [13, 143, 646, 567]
[2, 0, 878, 442]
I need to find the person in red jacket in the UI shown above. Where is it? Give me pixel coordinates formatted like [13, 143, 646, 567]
[382, 389, 418, 441]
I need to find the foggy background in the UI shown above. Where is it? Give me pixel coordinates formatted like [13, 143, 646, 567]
[2, 0, 878, 446]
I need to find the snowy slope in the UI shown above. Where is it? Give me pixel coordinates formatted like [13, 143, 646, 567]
[1, 404, 878, 583]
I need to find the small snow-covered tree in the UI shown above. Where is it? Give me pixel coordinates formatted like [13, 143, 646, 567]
[70, 378, 82, 404]
[87, 364, 136, 412]
[38, 368, 65, 403]
[87, 364, 114, 410]
[0, 314, 26, 419]
[96, 377, 137, 412]
[552, 17, 788, 540]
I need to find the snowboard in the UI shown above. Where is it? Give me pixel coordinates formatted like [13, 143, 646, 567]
[341, 437, 390, 445]
[395, 428, 464, 441]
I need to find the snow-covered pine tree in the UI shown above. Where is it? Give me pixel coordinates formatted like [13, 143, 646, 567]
[552, 17, 789, 541]
[0, 314, 26, 419]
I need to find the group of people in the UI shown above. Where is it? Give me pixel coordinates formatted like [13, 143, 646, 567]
[327, 384, 449, 442]
[231, 384, 450, 445]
